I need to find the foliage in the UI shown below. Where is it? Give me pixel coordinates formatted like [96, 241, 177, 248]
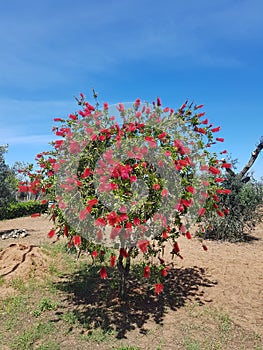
[0, 145, 17, 206]
[19, 93, 232, 297]
[0, 200, 48, 220]
[205, 174, 263, 241]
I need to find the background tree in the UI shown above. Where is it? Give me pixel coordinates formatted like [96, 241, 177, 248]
[0, 145, 17, 207]
[205, 137, 263, 241]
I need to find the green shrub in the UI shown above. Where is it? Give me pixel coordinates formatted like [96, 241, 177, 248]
[205, 175, 263, 242]
[0, 201, 48, 220]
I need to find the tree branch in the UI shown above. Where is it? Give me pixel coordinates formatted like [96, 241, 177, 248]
[239, 137, 263, 179]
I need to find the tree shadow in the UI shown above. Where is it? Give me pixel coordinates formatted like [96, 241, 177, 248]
[54, 264, 217, 339]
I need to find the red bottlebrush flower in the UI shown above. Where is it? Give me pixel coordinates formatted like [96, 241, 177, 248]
[198, 207, 206, 217]
[87, 198, 98, 207]
[157, 97, 162, 106]
[162, 230, 168, 239]
[216, 189, 232, 194]
[161, 268, 168, 277]
[103, 102, 109, 110]
[161, 188, 169, 197]
[64, 226, 69, 237]
[186, 185, 196, 194]
[223, 208, 230, 215]
[91, 251, 98, 258]
[100, 267, 108, 279]
[158, 132, 167, 139]
[120, 248, 129, 258]
[201, 118, 209, 125]
[69, 113, 78, 120]
[130, 175, 137, 183]
[41, 199, 48, 204]
[133, 217, 140, 226]
[79, 208, 89, 221]
[209, 166, 221, 175]
[196, 112, 205, 118]
[73, 235, 81, 246]
[217, 210, 225, 217]
[48, 229, 56, 238]
[138, 239, 150, 253]
[173, 242, 180, 253]
[106, 211, 119, 226]
[31, 213, 41, 217]
[110, 255, 116, 267]
[215, 177, 226, 183]
[216, 138, 224, 142]
[144, 266, 151, 278]
[202, 244, 208, 251]
[81, 167, 91, 178]
[211, 126, 221, 132]
[185, 231, 192, 239]
[221, 163, 232, 169]
[194, 104, 204, 110]
[153, 183, 160, 190]
[220, 150, 228, 154]
[95, 217, 107, 226]
[155, 283, 164, 295]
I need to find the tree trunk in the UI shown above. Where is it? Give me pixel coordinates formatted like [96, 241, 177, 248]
[117, 249, 132, 299]
[223, 137, 263, 179]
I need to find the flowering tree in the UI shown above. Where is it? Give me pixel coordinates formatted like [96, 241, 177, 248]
[19, 93, 232, 298]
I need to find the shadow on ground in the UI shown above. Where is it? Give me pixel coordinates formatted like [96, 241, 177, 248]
[54, 264, 217, 338]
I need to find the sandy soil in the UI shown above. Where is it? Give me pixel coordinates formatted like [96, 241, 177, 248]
[0, 215, 262, 337]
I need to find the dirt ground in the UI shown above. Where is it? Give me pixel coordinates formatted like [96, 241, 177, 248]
[0, 214, 262, 341]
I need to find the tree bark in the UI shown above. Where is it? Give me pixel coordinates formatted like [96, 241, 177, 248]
[238, 138, 263, 179]
[223, 137, 263, 179]
[117, 248, 132, 299]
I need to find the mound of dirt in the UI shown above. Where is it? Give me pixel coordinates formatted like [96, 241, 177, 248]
[0, 243, 51, 285]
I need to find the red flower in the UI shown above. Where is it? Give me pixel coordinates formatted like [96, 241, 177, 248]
[106, 211, 120, 226]
[110, 255, 116, 267]
[216, 138, 224, 142]
[144, 266, 151, 278]
[161, 268, 168, 277]
[133, 217, 140, 226]
[185, 231, 192, 239]
[195, 104, 204, 110]
[155, 283, 164, 295]
[153, 183, 160, 190]
[198, 207, 206, 216]
[157, 97, 162, 106]
[173, 242, 180, 253]
[64, 226, 69, 237]
[73, 235, 81, 246]
[216, 189, 231, 194]
[209, 166, 221, 175]
[48, 229, 56, 238]
[95, 217, 107, 226]
[138, 239, 150, 253]
[211, 126, 220, 132]
[186, 185, 196, 194]
[161, 188, 169, 197]
[217, 210, 225, 217]
[221, 163, 232, 168]
[120, 248, 129, 258]
[91, 251, 98, 258]
[100, 267, 108, 279]
[81, 167, 91, 178]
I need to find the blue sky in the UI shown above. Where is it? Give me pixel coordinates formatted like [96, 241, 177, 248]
[0, 0, 262, 179]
